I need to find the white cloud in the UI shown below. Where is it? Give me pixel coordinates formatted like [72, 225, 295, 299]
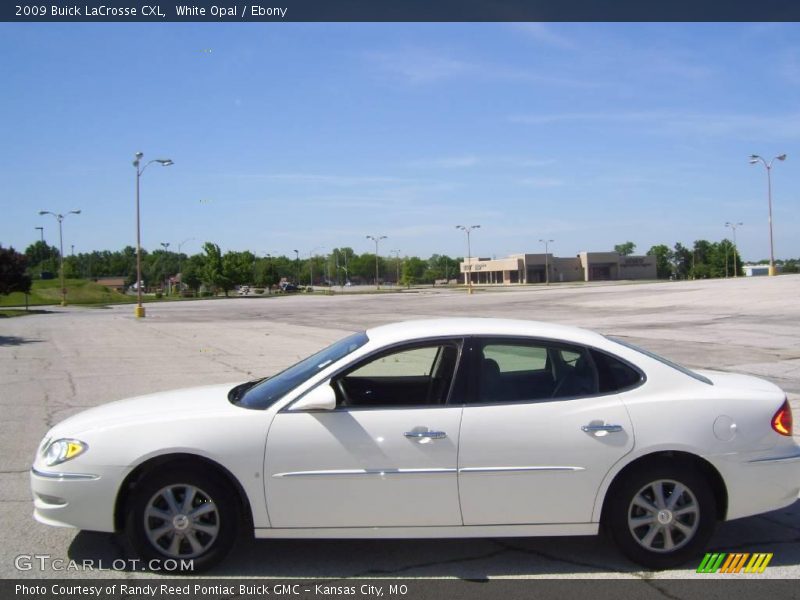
[512, 23, 577, 50]
[408, 155, 555, 169]
[367, 49, 471, 84]
[409, 156, 480, 168]
[518, 177, 564, 188]
[779, 47, 800, 85]
[365, 48, 598, 88]
[509, 110, 800, 140]
[246, 173, 413, 186]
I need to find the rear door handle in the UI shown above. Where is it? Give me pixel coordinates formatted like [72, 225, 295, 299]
[404, 430, 447, 439]
[581, 424, 623, 434]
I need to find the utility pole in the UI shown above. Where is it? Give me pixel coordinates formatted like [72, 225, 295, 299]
[366, 235, 387, 289]
[456, 225, 480, 294]
[539, 239, 554, 285]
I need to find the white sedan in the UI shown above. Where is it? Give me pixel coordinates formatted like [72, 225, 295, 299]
[31, 318, 800, 571]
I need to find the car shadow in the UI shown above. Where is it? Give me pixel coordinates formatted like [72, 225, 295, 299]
[67, 501, 800, 578]
[0, 335, 43, 346]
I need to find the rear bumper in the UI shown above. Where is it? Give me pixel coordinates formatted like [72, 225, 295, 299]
[711, 448, 800, 520]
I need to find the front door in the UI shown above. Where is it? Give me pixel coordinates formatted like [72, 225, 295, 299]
[265, 340, 465, 528]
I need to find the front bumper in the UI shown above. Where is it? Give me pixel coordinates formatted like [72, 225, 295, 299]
[30, 466, 121, 532]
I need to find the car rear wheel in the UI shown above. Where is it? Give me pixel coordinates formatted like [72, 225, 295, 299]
[126, 467, 238, 572]
[606, 462, 716, 569]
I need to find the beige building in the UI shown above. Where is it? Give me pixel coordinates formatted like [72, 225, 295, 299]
[460, 251, 656, 284]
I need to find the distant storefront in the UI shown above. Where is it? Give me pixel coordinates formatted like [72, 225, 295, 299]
[459, 251, 657, 284]
[94, 277, 127, 292]
[743, 264, 781, 277]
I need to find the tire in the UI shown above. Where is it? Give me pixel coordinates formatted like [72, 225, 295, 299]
[605, 461, 717, 569]
[126, 466, 239, 572]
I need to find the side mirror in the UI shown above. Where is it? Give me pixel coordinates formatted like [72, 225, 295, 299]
[289, 382, 336, 411]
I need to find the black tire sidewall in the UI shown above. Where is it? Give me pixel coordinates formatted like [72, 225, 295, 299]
[126, 467, 238, 573]
[606, 462, 717, 570]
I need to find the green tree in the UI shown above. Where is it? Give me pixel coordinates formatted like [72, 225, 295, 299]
[181, 254, 205, 294]
[0, 246, 32, 296]
[781, 259, 799, 274]
[400, 256, 427, 286]
[690, 240, 714, 279]
[24, 241, 59, 273]
[646, 245, 671, 279]
[670, 243, 692, 280]
[425, 254, 458, 283]
[350, 253, 386, 283]
[614, 241, 636, 256]
[202, 242, 231, 295]
[223, 250, 256, 289]
[144, 249, 180, 292]
[712, 239, 741, 278]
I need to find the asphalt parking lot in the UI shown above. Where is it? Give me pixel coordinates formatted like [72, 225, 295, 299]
[2, 276, 800, 581]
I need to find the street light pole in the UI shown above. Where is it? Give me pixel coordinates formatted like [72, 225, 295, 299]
[336, 248, 349, 287]
[391, 249, 401, 286]
[456, 225, 480, 294]
[366, 235, 387, 289]
[308, 246, 326, 288]
[293, 249, 300, 284]
[38, 210, 81, 306]
[725, 222, 743, 278]
[35, 226, 44, 243]
[160, 242, 171, 295]
[264, 253, 274, 294]
[177, 238, 194, 294]
[540, 239, 554, 285]
[749, 154, 786, 276]
[133, 152, 174, 318]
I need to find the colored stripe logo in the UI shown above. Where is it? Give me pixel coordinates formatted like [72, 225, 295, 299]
[697, 553, 773, 574]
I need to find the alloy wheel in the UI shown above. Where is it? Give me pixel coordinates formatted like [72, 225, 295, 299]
[143, 483, 220, 559]
[626, 479, 700, 553]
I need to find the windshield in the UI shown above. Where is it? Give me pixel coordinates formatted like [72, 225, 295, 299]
[609, 337, 712, 385]
[234, 331, 369, 409]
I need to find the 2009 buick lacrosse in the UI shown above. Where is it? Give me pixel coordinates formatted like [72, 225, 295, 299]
[31, 318, 800, 570]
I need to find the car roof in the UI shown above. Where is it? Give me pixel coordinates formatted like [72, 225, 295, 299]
[364, 318, 609, 348]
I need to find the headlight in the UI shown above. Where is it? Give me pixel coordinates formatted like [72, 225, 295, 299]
[42, 439, 88, 467]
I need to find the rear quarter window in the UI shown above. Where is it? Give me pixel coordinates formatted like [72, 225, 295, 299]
[590, 349, 644, 393]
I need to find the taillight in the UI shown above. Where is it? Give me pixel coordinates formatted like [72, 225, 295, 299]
[771, 399, 793, 436]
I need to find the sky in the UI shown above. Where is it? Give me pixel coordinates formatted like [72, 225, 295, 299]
[1, 22, 799, 262]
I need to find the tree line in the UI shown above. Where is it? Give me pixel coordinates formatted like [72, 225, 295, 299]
[18, 241, 463, 295]
[644, 241, 751, 279]
[3, 239, 798, 300]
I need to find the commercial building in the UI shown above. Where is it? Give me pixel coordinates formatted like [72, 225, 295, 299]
[460, 251, 657, 285]
[743, 264, 782, 277]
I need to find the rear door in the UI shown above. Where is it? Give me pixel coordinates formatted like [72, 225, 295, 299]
[457, 337, 636, 525]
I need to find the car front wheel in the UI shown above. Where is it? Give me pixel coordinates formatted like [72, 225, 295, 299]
[606, 463, 717, 569]
[126, 467, 238, 572]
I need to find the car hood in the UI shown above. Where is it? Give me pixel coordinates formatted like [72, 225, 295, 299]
[47, 382, 242, 438]
[693, 369, 784, 395]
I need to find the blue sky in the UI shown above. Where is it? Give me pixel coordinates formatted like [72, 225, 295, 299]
[2, 23, 799, 261]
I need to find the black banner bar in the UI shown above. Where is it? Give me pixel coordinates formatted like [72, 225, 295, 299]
[3, 0, 800, 23]
[3, 579, 800, 600]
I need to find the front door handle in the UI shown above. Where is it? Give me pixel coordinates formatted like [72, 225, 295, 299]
[404, 430, 447, 439]
[581, 424, 623, 434]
